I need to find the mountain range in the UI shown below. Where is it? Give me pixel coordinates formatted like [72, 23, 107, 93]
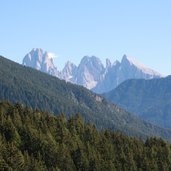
[103, 76, 171, 129]
[1, 55, 171, 141]
[23, 48, 163, 93]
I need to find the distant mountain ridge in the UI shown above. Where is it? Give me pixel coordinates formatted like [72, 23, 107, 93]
[93, 55, 163, 93]
[23, 48, 163, 93]
[103, 76, 171, 129]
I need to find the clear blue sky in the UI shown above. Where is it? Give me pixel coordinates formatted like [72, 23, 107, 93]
[1, 0, 171, 75]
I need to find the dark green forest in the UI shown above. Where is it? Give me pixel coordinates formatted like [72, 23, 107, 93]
[0, 101, 171, 171]
[1, 56, 171, 141]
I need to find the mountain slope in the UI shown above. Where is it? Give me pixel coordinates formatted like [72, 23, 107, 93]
[103, 76, 171, 129]
[1, 56, 171, 140]
[23, 49, 163, 93]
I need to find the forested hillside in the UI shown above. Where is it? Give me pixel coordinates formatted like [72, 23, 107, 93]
[103, 77, 171, 129]
[1, 56, 171, 141]
[0, 102, 171, 170]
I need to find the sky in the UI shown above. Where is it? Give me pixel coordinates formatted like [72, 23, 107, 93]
[0, 0, 171, 75]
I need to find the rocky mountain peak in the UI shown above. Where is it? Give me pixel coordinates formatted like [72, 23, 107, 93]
[80, 56, 103, 68]
[75, 56, 105, 89]
[61, 61, 77, 82]
[22, 48, 59, 76]
[22, 49, 163, 93]
[121, 54, 163, 77]
[121, 54, 145, 68]
[106, 58, 112, 69]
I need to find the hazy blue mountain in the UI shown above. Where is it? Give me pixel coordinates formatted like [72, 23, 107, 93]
[103, 76, 171, 129]
[23, 49, 163, 93]
[1, 55, 171, 141]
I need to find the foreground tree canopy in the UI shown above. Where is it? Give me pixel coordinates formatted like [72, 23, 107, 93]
[0, 101, 171, 171]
